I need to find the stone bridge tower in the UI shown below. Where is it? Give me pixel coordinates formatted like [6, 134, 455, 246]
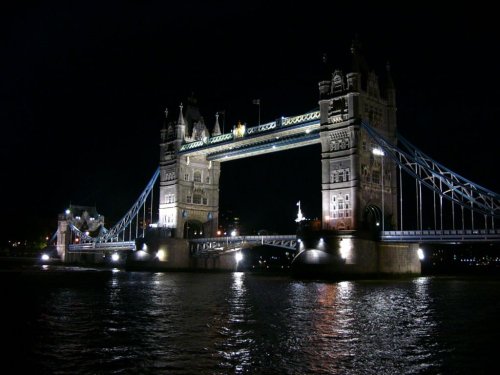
[319, 44, 398, 233]
[158, 103, 221, 239]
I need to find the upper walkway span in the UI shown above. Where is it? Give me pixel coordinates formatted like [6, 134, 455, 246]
[178, 111, 321, 161]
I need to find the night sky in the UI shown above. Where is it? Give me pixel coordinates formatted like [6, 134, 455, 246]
[2, 1, 499, 241]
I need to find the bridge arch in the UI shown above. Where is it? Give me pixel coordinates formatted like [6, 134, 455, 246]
[184, 219, 204, 239]
[364, 204, 382, 233]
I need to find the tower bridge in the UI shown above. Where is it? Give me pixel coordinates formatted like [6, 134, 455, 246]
[53, 45, 500, 275]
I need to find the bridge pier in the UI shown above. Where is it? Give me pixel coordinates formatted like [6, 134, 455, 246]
[56, 215, 69, 262]
[292, 233, 421, 278]
[343, 238, 420, 275]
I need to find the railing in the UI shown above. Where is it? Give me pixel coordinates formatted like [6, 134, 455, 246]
[69, 241, 136, 252]
[282, 111, 320, 126]
[178, 110, 321, 153]
[190, 235, 297, 255]
[381, 230, 500, 242]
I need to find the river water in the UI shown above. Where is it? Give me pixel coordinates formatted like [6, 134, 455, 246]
[1, 268, 499, 374]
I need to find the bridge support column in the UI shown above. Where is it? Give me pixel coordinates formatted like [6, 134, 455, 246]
[56, 215, 70, 263]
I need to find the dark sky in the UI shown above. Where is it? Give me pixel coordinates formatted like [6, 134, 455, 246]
[1, 1, 499, 241]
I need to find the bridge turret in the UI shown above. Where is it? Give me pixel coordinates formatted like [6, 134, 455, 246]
[176, 103, 186, 145]
[159, 100, 221, 239]
[385, 62, 397, 134]
[160, 107, 168, 142]
[319, 43, 398, 234]
[212, 112, 222, 136]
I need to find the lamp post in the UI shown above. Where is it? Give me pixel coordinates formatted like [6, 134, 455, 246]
[372, 148, 385, 232]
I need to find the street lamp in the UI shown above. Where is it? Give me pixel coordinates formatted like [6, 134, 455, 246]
[372, 148, 385, 232]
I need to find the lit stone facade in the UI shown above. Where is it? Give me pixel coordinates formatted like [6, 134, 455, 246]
[319, 61, 398, 232]
[160, 52, 398, 237]
[158, 105, 221, 238]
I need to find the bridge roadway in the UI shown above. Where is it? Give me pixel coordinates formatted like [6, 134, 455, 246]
[66, 230, 500, 254]
[68, 241, 136, 252]
[381, 229, 500, 243]
[189, 235, 298, 256]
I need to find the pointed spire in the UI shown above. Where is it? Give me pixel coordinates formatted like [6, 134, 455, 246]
[385, 61, 396, 108]
[160, 107, 168, 142]
[177, 103, 185, 125]
[175, 102, 186, 142]
[212, 112, 221, 136]
[350, 37, 361, 73]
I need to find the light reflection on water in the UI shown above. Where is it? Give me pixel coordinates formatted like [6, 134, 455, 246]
[2, 272, 500, 374]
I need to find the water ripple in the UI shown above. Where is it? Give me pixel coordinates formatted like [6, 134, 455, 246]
[2, 273, 500, 374]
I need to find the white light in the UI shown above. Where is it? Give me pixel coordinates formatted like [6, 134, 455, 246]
[41, 253, 50, 261]
[65, 209, 70, 215]
[111, 253, 120, 262]
[417, 248, 425, 260]
[157, 249, 166, 261]
[376, 222, 380, 226]
[231, 230, 237, 237]
[136, 250, 147, 258]
[142, 243, 148, 251]
[340, 238, 352, 260]
[305, 129, 311, 134]
[372, 148, 385, 156]
[235, 252, 243, 262]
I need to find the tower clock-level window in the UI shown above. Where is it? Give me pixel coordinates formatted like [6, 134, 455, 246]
[205, 176, 210, 184]
[184, 173, 190, 181]
[193, 194, 202, 205]
[194, 171, 202, 183]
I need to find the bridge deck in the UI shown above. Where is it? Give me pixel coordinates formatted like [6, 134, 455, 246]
[381, 230, 500, 243]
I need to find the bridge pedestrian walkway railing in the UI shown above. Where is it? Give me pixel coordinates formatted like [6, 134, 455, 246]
[190, 235, 297, 256]
[381, 230, 500, 242]
[69, 241, 136, 252]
